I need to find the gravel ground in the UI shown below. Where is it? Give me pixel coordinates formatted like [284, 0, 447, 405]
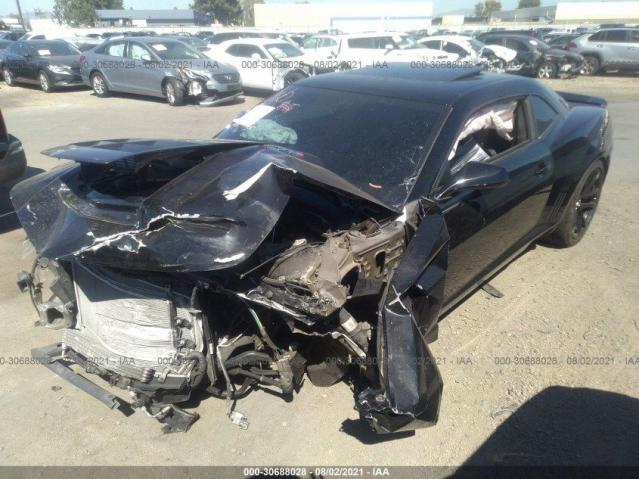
[0, 75, 637, 468]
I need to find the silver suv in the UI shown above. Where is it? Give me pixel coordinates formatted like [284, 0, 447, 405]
[567, 28, 639, 75]
[80, 37, 242, 106]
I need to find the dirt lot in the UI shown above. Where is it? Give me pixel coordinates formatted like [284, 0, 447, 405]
[0, 75, 638, 468]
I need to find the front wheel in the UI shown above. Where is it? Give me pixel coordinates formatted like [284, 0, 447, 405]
[165, 78, 184, 106]
[537, 61, 557, 79]
[543, 160, 606, 248]
[581, 55, 600, 76]
[91, 72, 109, 97]
[39, 71, 54, 92]
[3, 68, 15, 86]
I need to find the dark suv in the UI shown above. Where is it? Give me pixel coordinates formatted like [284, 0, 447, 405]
[480, 33, 584, 79]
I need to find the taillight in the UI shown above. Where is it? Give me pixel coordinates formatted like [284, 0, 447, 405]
[566, 41, 577, 49]
[0, 109, 7, 141]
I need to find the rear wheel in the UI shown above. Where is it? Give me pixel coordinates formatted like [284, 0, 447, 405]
[91, 72, 109, 97]
[543, 160, 605, 248]
[39, 71, 53, 92]
[537, 61, 557, 79]
[3, 68, 15, 86]
[165, 78, 184, 106]
[581, 55, 600, 76]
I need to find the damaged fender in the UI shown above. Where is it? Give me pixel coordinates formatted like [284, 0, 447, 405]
[358, 211, 449, 433]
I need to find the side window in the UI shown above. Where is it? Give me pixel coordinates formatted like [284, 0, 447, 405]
[604, 30, 629, 42]
[128, 42, 150, 60]
[630, 30, 639, 43]
[483, 37, 501, 46]
[374, 36, 395, 48]
[348, 37, 375, 49]
[303, 37, 319, 49]
[448, 99, 528, 175]
[105, 42, 126, 57]
[422, 40, 441, 50]
[442, 41, 467, 56]
[505, 38, 528, 51]
[226, 44, 266, 58]
[588, 31, 605, 42]
[530, 96, 557, 136]
[319, 38, 337, 48]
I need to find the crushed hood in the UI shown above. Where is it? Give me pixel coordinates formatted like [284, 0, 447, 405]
[11, 139, 395, 272]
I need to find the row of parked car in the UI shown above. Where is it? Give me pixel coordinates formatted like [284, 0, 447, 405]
[1, 27, 637, 107]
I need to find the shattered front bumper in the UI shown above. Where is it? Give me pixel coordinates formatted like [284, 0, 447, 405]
[186, 78, 242, 106]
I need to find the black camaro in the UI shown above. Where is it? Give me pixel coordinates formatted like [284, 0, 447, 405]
[11, 65, 611, 433]
[2, 40, 83, 92]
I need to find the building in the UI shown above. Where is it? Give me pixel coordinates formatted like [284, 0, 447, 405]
[95, 9, 212, 28]
[555, 1, 639, 24]
[493, 6, 557, 23]
[254, 2, 433, 32]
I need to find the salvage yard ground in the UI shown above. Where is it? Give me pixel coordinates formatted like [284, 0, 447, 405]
[0, 75, 638, 467]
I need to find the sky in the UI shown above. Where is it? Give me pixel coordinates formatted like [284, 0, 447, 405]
[0, 0, 617, 20]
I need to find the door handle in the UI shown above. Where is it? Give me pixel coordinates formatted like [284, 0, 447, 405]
[535, 163, 547, 176]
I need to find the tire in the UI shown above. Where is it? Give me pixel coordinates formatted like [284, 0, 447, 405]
[39, 70, 54, 92]
[581, 55, 600, 76]
[543, 160, 606, 248]
[284, 71, 307, 86]
[3, 68, 15, 86]
[536, 61, 557, 79]
[165, 78, 184, 106]
[91, 72, 109, 97]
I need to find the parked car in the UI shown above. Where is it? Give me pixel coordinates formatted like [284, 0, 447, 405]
[80, 37, 242, 106]
[303, 33, 459, 69]
[11, 65, 610, 434]
[2, 40, 83, 92]
[567, 28, 639, 75]
[480, 33, 583, 78]
[216, 38, 316, 91]
[0, 30, 26, 41]
[0, 109, 27, 184]
[543, 33, 580, 50]
[418, 34, 517, 70]
[0, 39, 13, 77]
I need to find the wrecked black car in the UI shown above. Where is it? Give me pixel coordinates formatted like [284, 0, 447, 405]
[12, 65, 611, 434]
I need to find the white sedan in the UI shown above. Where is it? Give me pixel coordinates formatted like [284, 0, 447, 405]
[212, 38, 315, 92]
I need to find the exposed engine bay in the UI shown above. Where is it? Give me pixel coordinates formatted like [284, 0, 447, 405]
[12, 139, 447, 433]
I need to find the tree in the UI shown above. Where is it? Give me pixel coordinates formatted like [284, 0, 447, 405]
[191, 0, 242, 25]
[475, 0, 502, 17]
[518, 0, 540, 7]
[52, 0, 123, 27]
[241, 0, 263, 26]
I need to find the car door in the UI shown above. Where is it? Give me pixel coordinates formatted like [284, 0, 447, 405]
[438, 97, 554, 305]
[125, 41, 162, 95]
[597, 30, 628, 67]
[99, 40, 128, 91]
[628, 29, 639, 68]
[224, 43, 269, 89]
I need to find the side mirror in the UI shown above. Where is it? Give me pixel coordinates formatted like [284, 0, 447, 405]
[140, 53, 152, 62]
[435, 161, 509, 200]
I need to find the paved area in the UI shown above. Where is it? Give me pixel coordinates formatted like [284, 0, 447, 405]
[0, 75, 637, 467]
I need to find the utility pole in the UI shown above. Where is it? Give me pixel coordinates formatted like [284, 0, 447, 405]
[15, 0, 25, 30]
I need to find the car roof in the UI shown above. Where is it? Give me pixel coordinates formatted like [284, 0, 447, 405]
[422, 35, 474, 42]
[222, 38, 295, 46]
[298, 63, 539, 105]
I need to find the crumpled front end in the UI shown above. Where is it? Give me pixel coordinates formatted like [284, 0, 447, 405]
[12, 139, 447, 434]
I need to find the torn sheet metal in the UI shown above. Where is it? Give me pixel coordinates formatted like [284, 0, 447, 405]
[358, 213, 449, 433]
[11, 140, 396, 272]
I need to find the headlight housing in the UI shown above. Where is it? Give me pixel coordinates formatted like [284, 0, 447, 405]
[178, 67, 207, 82]
[48, 64, 71, 74]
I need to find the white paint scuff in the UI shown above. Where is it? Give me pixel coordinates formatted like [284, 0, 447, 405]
[223, 164, 272, 201]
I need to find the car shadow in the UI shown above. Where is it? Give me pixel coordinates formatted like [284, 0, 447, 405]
[89, 90, 247, 107]
[0, 166, 45, 233]
[456, 386, 639, 468]
[3, 83, 89, 93]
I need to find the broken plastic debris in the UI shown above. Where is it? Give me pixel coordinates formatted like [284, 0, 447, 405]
[229, 410, 249, 429]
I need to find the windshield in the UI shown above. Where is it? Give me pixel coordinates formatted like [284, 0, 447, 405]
[265, 43, 303, 58]
[147, 41, 205, 60]
[32, 42, 80, 56]
[469, 38, 485, 52]
[216, 85, 444, 207]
